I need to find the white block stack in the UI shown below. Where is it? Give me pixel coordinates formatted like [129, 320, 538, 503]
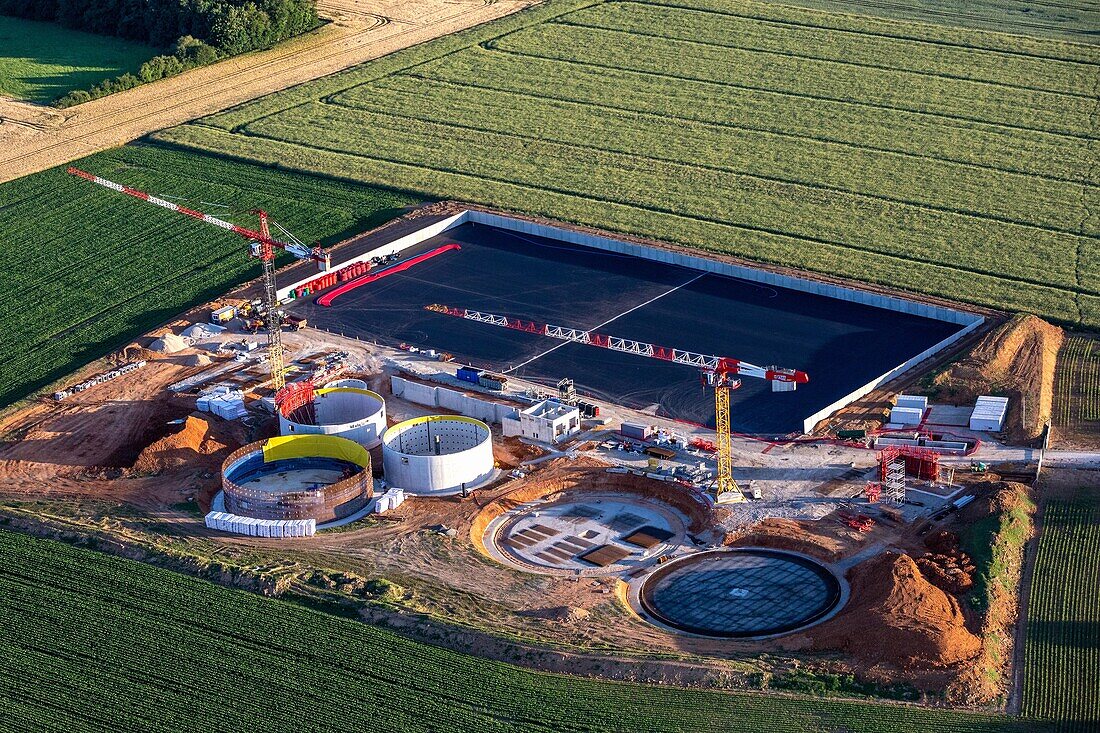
[969, 396, 1009, 431]
[204, 512, 316, 537]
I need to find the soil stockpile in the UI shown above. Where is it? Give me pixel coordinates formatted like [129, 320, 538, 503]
[809, 552, 981, 670]
[129, 414, 230, 475]
[931, 314, 1063, 439]
[149, 333, 188, 353]
[724, 518, 847, 562]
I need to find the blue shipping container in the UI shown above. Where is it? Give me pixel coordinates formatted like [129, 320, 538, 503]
[456, 367, 482, 383]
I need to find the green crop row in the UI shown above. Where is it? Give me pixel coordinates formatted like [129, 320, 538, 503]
[0, 145, 416, 407]
[0, 528, 1051, 732]
[1054, 337, 1100, 426]
[561, 2, 1097, 95]
[153, 0, 1100, 330]
[1022, 496, 1100, 729]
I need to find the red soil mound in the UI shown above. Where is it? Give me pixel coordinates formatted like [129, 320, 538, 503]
[128, 414, 229, 475]
[810, 552, 980, 669]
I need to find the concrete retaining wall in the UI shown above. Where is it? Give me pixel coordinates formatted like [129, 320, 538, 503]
[277, 212, 467, 300]
[391, 376, 519, 425]
[328, 209, 985, 434]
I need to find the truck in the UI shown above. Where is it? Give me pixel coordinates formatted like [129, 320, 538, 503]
[210, 305, 237, 325]
[284, 314, 307, 331]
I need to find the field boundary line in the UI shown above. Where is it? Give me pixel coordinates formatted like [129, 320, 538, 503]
[390, 71, 1097, 188]
[550, 17, 1098, 100]
[319, 96, 1099, 241]
[482, 44, 1096, 142]
[179, 126, 1092, 307]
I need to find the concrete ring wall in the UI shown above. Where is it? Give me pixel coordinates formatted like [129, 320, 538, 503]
[279, 387, 387, 449]
[222, 439, 373, 523]
[382, 415, 494, 495]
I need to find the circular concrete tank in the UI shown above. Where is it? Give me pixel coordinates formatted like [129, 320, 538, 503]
[382, 415, 495, 495]
[222, 435, 373, 523]
[279, 385, 386, 449]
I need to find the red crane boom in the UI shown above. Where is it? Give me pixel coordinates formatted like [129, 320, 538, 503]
[424, 304, 809, 384]
[68, 167, 331, 390]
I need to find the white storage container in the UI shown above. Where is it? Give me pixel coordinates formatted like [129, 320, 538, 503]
[895, 394, 928, 411]
[888, 406, 924, 426]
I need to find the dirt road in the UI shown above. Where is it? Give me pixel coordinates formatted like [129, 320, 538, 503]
[0, 0, 535, 184]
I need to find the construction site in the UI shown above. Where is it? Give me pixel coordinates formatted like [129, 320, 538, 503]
[0, 168, 1082, 703]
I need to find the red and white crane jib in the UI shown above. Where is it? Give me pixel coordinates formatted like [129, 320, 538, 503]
[424, 304, 809, 385]
[66, 167, 326, 265]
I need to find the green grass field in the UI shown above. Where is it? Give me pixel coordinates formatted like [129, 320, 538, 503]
[0, 15, 160, 104]
[153, 0, 1100, 330]
[0, 528, 1051, 733]
[1022, 491, 1100, 731]
[771, 0, 1100, 41]
[0, 145, 416, 407]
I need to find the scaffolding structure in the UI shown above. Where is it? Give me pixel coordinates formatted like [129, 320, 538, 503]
[880, 447, 907, 504]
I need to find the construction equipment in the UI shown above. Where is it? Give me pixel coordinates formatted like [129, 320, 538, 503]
[838, 510, 875, 532]
[970, 461, 989, 473]
[424, 304, 809, 503]
[67, 168, 330, 390]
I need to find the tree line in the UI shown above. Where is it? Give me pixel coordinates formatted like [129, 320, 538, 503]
[1, 0, 318, 105]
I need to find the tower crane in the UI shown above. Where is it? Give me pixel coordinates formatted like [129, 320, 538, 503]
[67, 167, 331, 391]
[424, 304, 809, 503]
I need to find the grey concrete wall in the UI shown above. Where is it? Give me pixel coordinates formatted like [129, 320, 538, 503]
[390, 376, 518, 424]
[277, 212, 468, 300]
[465, 211, 982, 327]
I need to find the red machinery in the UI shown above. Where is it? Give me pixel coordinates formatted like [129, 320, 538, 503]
[880, 446, 940, 482]
[865, 481, 882, 503]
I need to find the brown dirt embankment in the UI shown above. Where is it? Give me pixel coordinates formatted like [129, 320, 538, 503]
[127, 413, 237, 476]
[723, 517, 849, 563]
[931, 313, 1063, 440]
[807, 552, 981, 673]
[471, 458, 714, 553]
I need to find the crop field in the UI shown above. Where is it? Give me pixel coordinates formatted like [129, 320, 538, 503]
[770, 0, 1100, 41]
[0, 145, 415, 407]
[1022, 493, 1100, 730]
[155, 0, 1100, 331]
[1052, 336, 1100, 442]
[0, 528, 1052, 733]
[0, 15, 160, 104]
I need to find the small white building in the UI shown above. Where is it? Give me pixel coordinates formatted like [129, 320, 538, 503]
[970, 395, 1009, 432]
[517, 399, 581, 444]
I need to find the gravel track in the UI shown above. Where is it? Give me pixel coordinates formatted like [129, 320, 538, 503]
[0, 0, 535, 184]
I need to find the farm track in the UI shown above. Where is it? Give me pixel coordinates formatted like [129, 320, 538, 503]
[0, 0, 535, 184]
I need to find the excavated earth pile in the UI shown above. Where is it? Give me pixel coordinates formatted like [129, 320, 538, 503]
[932, 314, 1063, 440]
[128, 414, 237, 476]
[808, 552, 981, 671]
[723, 517, 849, 562]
